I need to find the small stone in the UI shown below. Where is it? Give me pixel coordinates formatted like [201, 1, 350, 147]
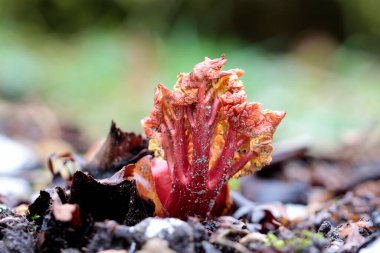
[0, 135, 38, 176]
[360, 238, 380, 253]
[0, 204, 12, 219]
[0, 176, 31, 199]
[318, 221, 332, 236]
[136, 238, 176, 253]
[132, 217, 194, 253]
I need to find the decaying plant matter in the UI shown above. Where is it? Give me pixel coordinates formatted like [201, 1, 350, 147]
[143, 56, 285, 218]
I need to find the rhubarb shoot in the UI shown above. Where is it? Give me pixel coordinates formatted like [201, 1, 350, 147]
[142, 56, 285, 219]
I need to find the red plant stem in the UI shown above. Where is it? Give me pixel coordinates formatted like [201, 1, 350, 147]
[162, 109, 189, 216]
[188, 82, 212, 190]
[207, 98, 220, 126]
[236, 135, 248, 147]
[162, 116, 188, 185]
[161, 126, 174, 174]
[208, 128, 238, 189]
[163, 181, 184, 215]
[227, 151, 257, 178]
[173, 108, 189, 182]
[163, 113, 175, 135]
[204, 84, 215, 104]
[186, 107, 195, 129]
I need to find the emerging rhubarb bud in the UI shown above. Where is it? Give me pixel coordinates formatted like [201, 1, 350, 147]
[142, 56, 285, 219]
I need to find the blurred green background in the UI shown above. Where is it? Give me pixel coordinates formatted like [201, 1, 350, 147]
[1, 0, 379, 146]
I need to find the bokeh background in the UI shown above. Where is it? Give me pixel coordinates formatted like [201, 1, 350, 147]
[1, 0, 380, 146]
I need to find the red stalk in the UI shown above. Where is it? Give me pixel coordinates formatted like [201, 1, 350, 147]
[207, 98, 220, 127]
[188, 82, 211, 190]
[208, 128, 238, 189]
[228, 151, 256, 178]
